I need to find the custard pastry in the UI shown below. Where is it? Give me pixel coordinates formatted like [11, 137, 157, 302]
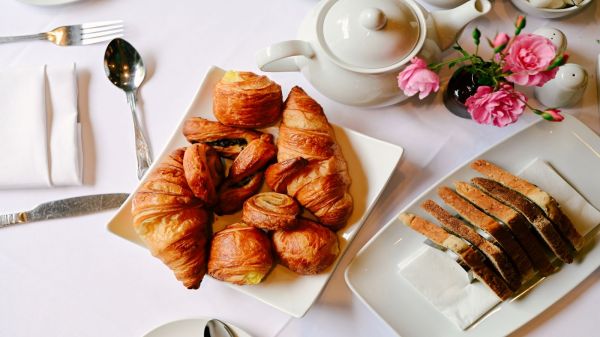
[228, 134, 276, 183]
[242, 192, 300, 231]
[182, 117, 261, 159]
[272, 219, 339, 275]
[269, 87, 353, 230]
[183, 143, 223, 206]
[208, 223, 274, 285]
[213, 71, 283, 128]
[132, 148, 211, 289]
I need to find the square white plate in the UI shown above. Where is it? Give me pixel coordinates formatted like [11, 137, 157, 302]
[345, 114, 600, 336]
[107, 66, 404, 318]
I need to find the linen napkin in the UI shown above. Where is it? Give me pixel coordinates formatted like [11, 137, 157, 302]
[0, 64, 82, 188]
[399, 158, 600, 330]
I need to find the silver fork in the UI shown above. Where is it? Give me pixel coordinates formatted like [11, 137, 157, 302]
[0, 20, 124, 46]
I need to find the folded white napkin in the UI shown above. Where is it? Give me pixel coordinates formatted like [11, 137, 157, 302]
[0, 64, 82, 188]
[399, 246, 500, 330]
[399, 159, 600, 330]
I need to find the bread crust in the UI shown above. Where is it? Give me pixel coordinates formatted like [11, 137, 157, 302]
[438, 186, 535, 282]
[399, 213, 513, 300]
[472, 177, 574, 264]
[471, 160, 583, 251]
[422, 200, 522, 291]
[215, 172, 264, 215]
[455, 181, 556, 275]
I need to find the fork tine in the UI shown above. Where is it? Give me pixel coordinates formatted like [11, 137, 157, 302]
[82, 29, 124, 40]
[81, 24, 124, 34]
[80, 20, 124, 29]
[79, 33, 124, 46]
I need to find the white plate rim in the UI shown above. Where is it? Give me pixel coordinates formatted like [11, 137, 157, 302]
[142, 317, 252, 337]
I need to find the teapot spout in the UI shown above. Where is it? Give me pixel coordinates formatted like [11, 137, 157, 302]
[431, 0, 492, 51]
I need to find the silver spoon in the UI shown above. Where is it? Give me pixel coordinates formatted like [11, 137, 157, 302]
[204, 319, 236, 337]
[104, 38, 152, 179]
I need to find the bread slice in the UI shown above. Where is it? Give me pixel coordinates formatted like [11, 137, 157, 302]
[438, 186, 535, 282]
[399, 213, 513, 300]
[471, 160, 583, 251]
[421, 200, 521, 291]
[472, 177, 574, 263]
[455, 182, 556, 276]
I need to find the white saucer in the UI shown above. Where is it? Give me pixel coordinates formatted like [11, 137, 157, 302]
[17, 0, 83, 6]
[143, 318, 252, 337]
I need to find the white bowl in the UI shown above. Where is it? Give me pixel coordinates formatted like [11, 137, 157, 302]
[510, 0, 593, 19]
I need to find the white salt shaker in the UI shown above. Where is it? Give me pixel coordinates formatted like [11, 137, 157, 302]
[535, 63, 588, 108]
[533, 27, 567, 54]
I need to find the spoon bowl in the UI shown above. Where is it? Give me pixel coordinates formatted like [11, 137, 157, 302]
[104, 38, 152, 179]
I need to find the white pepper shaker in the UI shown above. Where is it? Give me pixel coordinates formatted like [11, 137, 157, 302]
[533, 27, 567, 54]
[535, 63, 588, 108]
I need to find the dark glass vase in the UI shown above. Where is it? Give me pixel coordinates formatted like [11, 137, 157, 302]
[443, 66, 480, 119]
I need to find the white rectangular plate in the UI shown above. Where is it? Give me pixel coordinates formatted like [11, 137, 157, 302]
[106, 66, 404, 318]
[345, 114, 600, 337]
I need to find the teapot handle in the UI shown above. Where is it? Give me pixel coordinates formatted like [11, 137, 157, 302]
[256, 40, 314, 72]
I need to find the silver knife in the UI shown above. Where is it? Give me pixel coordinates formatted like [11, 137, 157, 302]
[0, 193, 129, 229]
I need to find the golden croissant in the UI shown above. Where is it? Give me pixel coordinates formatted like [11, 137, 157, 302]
[132, 148, 212, 289]
[266, 87, 353, 230]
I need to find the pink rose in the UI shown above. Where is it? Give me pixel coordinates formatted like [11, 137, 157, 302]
[397, 57, 440, 99]
[503, 34, 558, 87]
[545, 108, 564, 122]
[465, 84, 526, 127]
[493, 33, 510, 48]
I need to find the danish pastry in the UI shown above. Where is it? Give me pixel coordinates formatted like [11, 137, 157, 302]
[213, 71, 283, 128]
[242, 192, 300, 231]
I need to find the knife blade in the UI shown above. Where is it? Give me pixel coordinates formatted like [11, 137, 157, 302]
[0, 193, 129, 229]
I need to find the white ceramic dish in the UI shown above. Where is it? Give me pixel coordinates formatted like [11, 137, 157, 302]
[107, 66, 404, 318]
[509, 0, 592, 19]
[17, 0, 82, 6]
[143, 318, 251, 337]
[345, 113, 600, 337]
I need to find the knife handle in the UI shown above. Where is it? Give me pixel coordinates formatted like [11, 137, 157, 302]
[0, 212, 25, 228]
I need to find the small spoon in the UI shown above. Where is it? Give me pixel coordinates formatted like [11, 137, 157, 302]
[204, 319, 236, 337]
[104, 38, 152, 179]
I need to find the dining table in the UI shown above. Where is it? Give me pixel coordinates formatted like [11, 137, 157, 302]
[1, 0, 599, 336]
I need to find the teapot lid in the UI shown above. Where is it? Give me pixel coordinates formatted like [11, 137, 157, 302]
[319, 0, 422, 71]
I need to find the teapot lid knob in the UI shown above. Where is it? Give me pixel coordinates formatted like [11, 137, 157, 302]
[359, 8, 387, 31]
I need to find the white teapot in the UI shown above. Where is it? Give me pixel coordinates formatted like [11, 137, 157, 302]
[256, 0, 492, 107]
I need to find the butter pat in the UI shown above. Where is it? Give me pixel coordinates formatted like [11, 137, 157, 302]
[519, 158, 600, 237]
[398, 246, 500, 330]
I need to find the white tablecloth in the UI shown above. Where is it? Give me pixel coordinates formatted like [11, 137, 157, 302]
[0, 1, 598, 336]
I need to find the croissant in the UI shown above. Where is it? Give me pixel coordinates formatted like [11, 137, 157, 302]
[272, 219, 339, 275]
[182, 117, 261, 159]
[228, 134, 276, 183]
[242, 192, 300, 231]
[208, 223, 274, 285]
[213, 71, 283, 128]
[269, 87, 353, 230]
[132, 148, 211, 289]
[183, 143, 223, 206]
